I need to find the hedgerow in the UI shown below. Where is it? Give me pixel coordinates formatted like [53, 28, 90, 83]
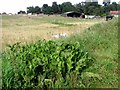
[2, 40, 94, 89]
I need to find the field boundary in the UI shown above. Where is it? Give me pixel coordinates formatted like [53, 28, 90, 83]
[0, 15, 2, 89]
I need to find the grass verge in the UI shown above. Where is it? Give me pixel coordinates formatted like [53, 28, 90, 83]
[58, 18, 118, 88]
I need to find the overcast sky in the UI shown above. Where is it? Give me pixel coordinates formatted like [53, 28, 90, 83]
[0, 0, 119, 14]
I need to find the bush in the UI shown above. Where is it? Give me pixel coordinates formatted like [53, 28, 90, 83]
[2, 40, 94, 89]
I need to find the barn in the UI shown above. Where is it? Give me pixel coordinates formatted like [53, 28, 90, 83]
[63, 11, 82, 18]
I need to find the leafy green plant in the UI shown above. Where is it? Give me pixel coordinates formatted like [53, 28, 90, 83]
[2, 40, 94, 89]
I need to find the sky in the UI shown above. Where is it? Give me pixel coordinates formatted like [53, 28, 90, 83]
[0, 0, 119, 14]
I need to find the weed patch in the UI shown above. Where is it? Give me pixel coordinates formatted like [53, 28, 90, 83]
[2, 40, 94, 89]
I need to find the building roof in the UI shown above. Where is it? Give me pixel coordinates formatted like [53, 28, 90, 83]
[64, 11, 81, 15]
[110, 11, 120, 15]
[64, 11, 76, 14]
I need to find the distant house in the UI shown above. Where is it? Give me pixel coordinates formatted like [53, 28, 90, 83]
[63, 11, 81, 18]
[110, 11, 120, 17]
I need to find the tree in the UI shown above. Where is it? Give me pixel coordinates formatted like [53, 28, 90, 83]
[83, 2, 101, 15]
[75, 3, 84, 13]
[60, 2, 76, 13]
[109, 2, 117, 10]
[26, 1, 120, 16]
[27, 6, 41, 14]
[52, 2, 60, 14]
[117, 4, 120, 10]
[58, 4, 62, 14]
[42, 4, 48, 14]
[88, 6, 95, 15]
[93, 7, 102, 16]
[34, 6, 41, 14]
[42, 4, 53, 14]
[27, 6, 35, 14]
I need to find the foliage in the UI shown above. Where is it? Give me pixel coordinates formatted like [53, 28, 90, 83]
[42, 4, 53, 14]
[2, 40, 94, 89]
[60, 2, 76, 13]
[75, 3, 84, 13]
[26, 1, 120, 16]
[27, 6, 41, 14]
[52, 2, 61, 14]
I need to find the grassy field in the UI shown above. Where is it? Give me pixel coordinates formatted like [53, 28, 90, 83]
[2, 15, 118, 88]
[2, 15, 104, 50]
[58, 18, 118, 88]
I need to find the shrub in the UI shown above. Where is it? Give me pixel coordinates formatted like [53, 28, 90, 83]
[2, 40, 94, 89]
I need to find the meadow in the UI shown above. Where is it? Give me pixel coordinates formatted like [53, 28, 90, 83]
[1, 15, 118, 88]
[2, 15, 104, 50]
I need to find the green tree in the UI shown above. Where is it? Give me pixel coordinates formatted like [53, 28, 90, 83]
[34, 6, 41, 14]
[117, 4, 120, 10]
[26, 1, 119, 16]
[75, 3, 84, 13]
[83, 2, 101, 15]
[60, 2, 76, 13]
[109, 2, 117, 10]
[42, 4, 49, 14]
[27, 6, 35, 14]
[52, 2, 60, 14]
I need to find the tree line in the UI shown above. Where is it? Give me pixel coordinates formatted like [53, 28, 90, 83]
[26, 1, 120, 16]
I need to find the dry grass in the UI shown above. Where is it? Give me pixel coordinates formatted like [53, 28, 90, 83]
[2, 15, 104, 50]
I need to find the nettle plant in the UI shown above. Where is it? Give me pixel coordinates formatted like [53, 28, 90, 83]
[2, 40, 94, 89]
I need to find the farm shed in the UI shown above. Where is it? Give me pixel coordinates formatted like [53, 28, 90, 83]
[63, 11, 81, 18]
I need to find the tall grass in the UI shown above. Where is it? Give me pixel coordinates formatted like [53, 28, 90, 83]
[2, 15, 101, 51]
[59, 18, 118, 88]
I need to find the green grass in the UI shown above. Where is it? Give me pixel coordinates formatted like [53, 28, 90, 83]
[2, 15, 102, 28]
[58, 18, 118, 88]
[50, 20, 76, 26]
[2, 15, 118, 88]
